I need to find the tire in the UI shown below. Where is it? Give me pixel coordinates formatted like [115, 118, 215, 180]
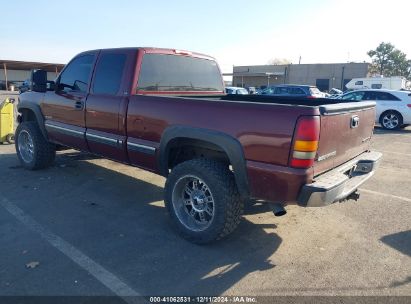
[6, 133, 15, 144]
[380, 111, 403, 130]
[165, 158, 244, 244]
[15, 121, 56, 170]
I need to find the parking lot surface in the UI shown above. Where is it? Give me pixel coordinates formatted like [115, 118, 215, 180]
[0, 127, 410, 298]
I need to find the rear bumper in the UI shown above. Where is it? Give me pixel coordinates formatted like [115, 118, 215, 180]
[297, 151, 382, 207]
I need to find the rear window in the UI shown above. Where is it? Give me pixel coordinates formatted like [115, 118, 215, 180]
[137, 54, 223, 93]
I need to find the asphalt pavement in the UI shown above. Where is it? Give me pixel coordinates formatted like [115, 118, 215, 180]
[0, 127, 410, 299]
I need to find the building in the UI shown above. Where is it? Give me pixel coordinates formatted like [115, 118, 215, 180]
[0, 60, 65, 91]
[228, 62, 370, 91]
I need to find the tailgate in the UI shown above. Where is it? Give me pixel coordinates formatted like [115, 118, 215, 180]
[313, 101, 376, 176]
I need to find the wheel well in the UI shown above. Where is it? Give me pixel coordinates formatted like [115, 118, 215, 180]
[379, 110, 403, 123]
[19, 108, 37, 123]
[166, 138, 230, 170]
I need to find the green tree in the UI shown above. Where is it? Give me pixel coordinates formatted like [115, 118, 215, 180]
[367, 42, 411, 78]
[367, 42, 395, 75]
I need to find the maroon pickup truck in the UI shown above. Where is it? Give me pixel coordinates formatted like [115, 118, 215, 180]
[16, 47, 381, 243]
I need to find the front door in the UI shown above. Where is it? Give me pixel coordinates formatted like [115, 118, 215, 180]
[42, 52, 97, 151]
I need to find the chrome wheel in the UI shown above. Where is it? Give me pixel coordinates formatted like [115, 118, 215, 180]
[18, 130, 34, 163]
[171, 175, 215, 232]
[382, 113, 399, 129]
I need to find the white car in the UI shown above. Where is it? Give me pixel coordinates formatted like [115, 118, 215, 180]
[225, 87, 249, 95]
[336, 89, 411, 130]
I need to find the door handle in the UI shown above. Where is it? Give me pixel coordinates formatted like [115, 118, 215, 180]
[74, 101, 84, 110]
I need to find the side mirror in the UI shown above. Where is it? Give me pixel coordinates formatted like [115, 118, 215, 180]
[31, 69, 47, 92]
[47, 81, 56, 91]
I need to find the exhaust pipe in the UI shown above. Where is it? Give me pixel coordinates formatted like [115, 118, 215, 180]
[271, 203, 287, 216]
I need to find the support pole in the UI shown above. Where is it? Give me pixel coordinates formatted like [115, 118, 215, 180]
[3, 63, 8, 91]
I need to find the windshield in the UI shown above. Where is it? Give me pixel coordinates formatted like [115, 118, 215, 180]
[137, 54, 224, 93]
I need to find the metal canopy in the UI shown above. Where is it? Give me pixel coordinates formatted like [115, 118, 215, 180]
[0, 60, 65, 72]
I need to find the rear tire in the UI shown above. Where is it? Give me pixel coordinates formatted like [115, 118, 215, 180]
[15, 121, 56, 170]
[380, 111, 403, 130]
[165, 159, 244, 244]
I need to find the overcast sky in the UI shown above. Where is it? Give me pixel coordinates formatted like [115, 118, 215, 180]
[1, 0, 410, 73]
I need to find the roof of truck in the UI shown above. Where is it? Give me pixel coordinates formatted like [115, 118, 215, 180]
[76, 47, 216, 61]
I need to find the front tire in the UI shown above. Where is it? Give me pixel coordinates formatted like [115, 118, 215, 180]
[380, 111, 403, 130]
[165, 159, 244, 244]
[15, 122, 56, 170]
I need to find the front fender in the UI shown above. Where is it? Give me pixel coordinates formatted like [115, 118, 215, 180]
[17, 92, 48, 139]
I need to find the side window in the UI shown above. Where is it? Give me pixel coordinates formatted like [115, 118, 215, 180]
[93, 53, 127, 95]
[371, 83, 382, 89]
[355, 80, 363, 85]
[58, 55, 94, 93]
[363, 91, 377, 100]
[341, 91, 365, 101]
[288, 87, 305, 95]
[376, 92, 400, 101]
[275, 87, 288, 94]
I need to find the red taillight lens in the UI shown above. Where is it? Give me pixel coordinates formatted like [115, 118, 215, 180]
[290, 158, 315, 168]
[407, 104, 411, 108]
[290, 116, 320, 169]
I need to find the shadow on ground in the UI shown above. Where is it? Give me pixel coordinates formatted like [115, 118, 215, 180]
[373, 126, 411, 135]
[0, 151, 282, 296]
[381, 230, 411, 257]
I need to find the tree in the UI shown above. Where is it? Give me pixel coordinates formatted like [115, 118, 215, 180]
[367, 42, 411, 78]
[267, 58, 291, 65]
[390, 50, 411, 78]
[367, 42, 395, 75]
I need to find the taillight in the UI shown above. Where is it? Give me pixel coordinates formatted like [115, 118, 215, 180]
[290, 116, 320, 168]
[407, 104, 411, 108]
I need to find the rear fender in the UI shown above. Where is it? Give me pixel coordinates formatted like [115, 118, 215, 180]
[159, 125, 250, 200]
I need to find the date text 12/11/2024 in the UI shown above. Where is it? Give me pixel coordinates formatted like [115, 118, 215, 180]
[149, 296, 257, 303]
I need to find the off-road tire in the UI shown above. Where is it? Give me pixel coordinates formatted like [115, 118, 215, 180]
[165, 158, 244, 244]
[15, 121, 56, 170]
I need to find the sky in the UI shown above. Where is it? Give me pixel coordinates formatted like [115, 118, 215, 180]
[1, 0, 411, 73]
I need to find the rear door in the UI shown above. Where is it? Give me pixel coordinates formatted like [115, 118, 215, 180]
[313, 102, 376, 176]
[85, 49, 135, 162]
[42, 52, 97, 151]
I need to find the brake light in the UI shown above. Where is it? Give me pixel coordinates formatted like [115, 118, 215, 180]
[307, 95, 317, 99]
[407, 104, 411, 108]
[290, 116, 320, 168]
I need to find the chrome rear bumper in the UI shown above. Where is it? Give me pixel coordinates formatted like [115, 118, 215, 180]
[298, 151, 382, 207]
